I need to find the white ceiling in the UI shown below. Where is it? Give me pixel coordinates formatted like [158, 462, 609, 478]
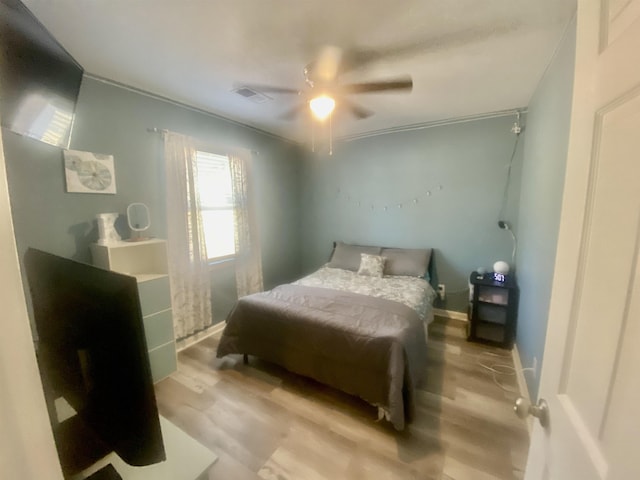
[23, 0, 575, 143]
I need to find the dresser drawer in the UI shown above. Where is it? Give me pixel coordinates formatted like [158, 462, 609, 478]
[148, 342, 177, 383]
[138, 276, 171, 316]
[143, 310, 174, 350]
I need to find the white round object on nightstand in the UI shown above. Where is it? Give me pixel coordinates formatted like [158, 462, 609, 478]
[493, 261, 510, 275]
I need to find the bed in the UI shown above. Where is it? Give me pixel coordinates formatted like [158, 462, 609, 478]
[216, 242, 437, 430]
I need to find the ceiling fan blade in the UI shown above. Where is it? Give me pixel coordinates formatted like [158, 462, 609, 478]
[339, 25, 519, 74]
[341, 76, 413, 94]
[340, 43, 425, 74]
[339, 98, 374, 119]
[280, 102, 309, 121]
[241, 83, 301, 95]
[313, 45, 343, 82]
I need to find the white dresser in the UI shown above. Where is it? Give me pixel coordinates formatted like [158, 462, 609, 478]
[90, 239, 177, 383]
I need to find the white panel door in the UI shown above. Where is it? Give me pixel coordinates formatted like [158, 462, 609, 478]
[0, 107, 63, 478]
[524, 1, 640, 479]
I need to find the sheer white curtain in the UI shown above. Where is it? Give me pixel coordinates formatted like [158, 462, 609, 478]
[229, 152, 263, 297]
[163, 131, 213, 339]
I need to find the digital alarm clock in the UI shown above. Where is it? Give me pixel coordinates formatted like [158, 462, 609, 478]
[493, 272, 506, 283]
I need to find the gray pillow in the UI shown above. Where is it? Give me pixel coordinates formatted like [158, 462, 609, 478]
[382, 247, 432, 277]
[328, 242, 382, 271]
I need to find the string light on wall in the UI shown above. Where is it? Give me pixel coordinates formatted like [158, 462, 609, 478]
[335, 183, 445, 212]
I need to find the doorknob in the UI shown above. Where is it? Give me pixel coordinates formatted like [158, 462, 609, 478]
[514, 397, 549, 427]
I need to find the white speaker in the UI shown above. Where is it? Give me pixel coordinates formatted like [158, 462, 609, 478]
[493, 261, 510, 275]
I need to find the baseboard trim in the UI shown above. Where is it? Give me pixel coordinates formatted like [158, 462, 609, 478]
[512, 343, 534, 435]
[433, 308, 468, 321]
[176, 322, 225, 352]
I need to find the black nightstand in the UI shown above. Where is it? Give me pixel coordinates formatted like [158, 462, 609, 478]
[468, 271, 518, 349]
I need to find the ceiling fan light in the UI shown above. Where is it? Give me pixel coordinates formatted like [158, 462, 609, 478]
[309, 95, 335, 120]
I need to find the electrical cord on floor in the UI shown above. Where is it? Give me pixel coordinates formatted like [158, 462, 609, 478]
[477, 351, 534, 394]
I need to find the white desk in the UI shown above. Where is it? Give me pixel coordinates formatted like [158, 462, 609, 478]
[72, 417, 217, 480]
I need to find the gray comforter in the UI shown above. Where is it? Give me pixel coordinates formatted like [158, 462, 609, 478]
[216, 284, 427, 430]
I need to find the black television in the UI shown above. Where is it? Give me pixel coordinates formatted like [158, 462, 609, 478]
[24, 248, 166, 477]
[0, 0, 83, 148]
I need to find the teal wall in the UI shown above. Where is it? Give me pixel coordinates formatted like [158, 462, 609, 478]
[4, 76, 303, 325]
[515, 17, 576, 399]
[299, 114, 525, 311]
[3, 25, 576, 358]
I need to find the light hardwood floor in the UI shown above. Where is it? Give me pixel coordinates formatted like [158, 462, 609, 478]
[154, 316, 530, 479]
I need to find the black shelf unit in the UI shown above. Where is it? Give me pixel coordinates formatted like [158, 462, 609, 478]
[468, 271, 518, 349]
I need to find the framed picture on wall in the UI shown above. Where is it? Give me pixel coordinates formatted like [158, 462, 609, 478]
[63, 149, 117, 194]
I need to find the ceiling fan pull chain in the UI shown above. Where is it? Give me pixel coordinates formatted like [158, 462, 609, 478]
[329, 111, 333, 156]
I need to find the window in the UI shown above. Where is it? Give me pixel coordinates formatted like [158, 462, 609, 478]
[196, 150, 235, 261]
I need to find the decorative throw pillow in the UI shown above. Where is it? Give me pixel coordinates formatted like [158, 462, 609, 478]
[357, 253, 386, 277]
[328, 242, 382, 271]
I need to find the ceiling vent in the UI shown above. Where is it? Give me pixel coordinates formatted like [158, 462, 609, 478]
[232, 86, 271, 104]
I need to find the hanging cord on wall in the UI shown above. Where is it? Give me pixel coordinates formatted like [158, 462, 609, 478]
[497, 112, 522, 222]
[497, 220, 518, 265]
[477, 350, 534, 394]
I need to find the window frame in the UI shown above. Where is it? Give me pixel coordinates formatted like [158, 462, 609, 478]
[195, 149, 236, 264]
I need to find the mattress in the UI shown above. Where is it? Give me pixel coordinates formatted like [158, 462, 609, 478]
[293, 265, 437, 325]
[216, 265, 436, 429]
[216, 283, 427, 430]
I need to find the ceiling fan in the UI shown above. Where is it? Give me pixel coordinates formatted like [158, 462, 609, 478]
[244, 45, 413, 122]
